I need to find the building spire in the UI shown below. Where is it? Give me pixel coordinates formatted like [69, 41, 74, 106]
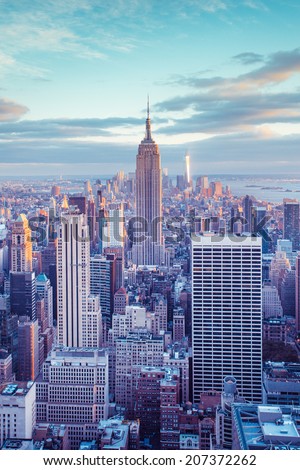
[147, 94, 150, 119]
[144, 95, 153, 142]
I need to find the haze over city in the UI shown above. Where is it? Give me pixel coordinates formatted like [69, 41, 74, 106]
[1, 0, 300, 175]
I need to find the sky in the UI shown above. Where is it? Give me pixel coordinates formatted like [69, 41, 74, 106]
[1, 0, 300, 176]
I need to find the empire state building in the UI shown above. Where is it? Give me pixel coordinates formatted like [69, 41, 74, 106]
[132, 101, 164, 266]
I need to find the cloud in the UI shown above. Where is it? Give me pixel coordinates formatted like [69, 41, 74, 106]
[243, 0, 269, 11]
[238, 48, 300, 87]
[1, 132, 300, 176]
[0, 49, 50, 80]
[185, 0, 228, 13]
[154, 48, 300, 137]
[0, 98, 29, 122]
[0, 1, 142, 78]
[0, 0, 275, 80]
[163, 48, 300, 91]
[233, 52, 265, 65]
[0, 115, 168, 141]
[156, 90, 300, 135]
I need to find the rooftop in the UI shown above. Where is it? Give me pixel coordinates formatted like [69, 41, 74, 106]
[232, 403, 300, 450]
[0, 349, 11, 361]
[36, 273, 49, 282]
[49, 347, 107, 360]
[0, 381, 34, 397]
[15, 214, 28, 223]
[115, 287, 127, 295]
[79, 441, 97, 450]
[2, 439, 34, 450]
[98, 419, 129, 450]
[264, 362, 300, 381]
[117, 330, 163, 342]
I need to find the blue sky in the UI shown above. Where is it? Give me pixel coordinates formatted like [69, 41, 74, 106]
[1, 0, 300, 176]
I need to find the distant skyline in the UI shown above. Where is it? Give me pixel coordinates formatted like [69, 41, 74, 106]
[1, 0, 300, 175]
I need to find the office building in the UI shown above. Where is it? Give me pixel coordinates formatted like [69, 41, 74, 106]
[0, 350, 13, 384]
[160, 370, 180, 449]
[115, 330, 164, 416]
[163, 346, 190, 404]
[0, 381, 36, 448]
[36, 347, 109, 449]
[263, 362, 300, 406]
[284, 201, 300, 250]
[11, 214, 32, 273]
[90, 253, 116, 325]
[0, 294, 18, 374]
[10, 271, 36, 321]
[113, 287, 128, 315]
[36, 273, 53, 328]
[17, 317, 39, 381]
[296, 253, 300, 332]
[242, 195, 253, 233]
[57, 210, 101, 347]
[262, 284, 283, 319]
[192, 234, 262, 403]
[135, 367, 168, 440]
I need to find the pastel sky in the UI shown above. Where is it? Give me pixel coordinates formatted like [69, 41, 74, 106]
[1, 0, 300, 176]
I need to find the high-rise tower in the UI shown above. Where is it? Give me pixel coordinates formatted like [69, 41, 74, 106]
[132, 99, 163, 266]
[11, 214, 32, 272]
[57, 210, 101, 347]
[283, 201, 300, 250]
[184, 152, 191, 188]
[242, 195, 253, 233]
[296, 254, 300, 332]
[192, 234, 262, 403]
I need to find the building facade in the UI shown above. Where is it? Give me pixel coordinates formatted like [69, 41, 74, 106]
[132, 102, 163, 266]
[192, 234, 262, 403]
[36, 347, 109, 449]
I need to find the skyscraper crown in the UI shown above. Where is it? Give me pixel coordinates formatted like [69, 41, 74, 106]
[143, 96, 154, 143]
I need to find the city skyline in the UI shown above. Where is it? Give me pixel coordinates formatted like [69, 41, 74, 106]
[1, 0, 300, 176]
[1, 148, 300, 450]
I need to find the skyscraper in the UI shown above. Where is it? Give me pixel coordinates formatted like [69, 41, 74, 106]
[36, 273, 53, 328]
[242, 195, 253, 233]
[192, 234, 262, 403]
[11, 214, 32, 272]
[184, 152, 191, 188]
[10, 214, 36, 326]
[0, 381, 36, 448]
[36, 347, 109, 449]
[57, 210, 101, 347]
[284, 201, 300, 250]
[0, 294, 18, 374]
[90, 253, 116, 325]
[10, 271, 37, 321]
[296, 254, 300, 332]
[132, 100, 163, 266]
[17, 316, 39, 381]
[115, 330, 164, 416]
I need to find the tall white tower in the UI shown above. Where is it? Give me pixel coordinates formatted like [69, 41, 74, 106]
[185, 152, 191, 187]
[57, 210, 101, 347]
[103, 204, 125, 250]
[192, 234, 262, 403]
